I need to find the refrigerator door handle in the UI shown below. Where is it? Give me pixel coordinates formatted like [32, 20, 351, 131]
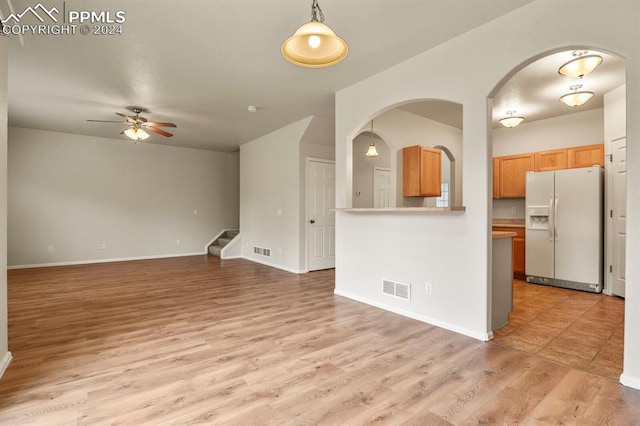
[548, 197, 554, 240]
[554, 196, 559, 241]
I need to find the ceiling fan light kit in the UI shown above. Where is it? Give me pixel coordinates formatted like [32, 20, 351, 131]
[499, 110, 525, 128]
[88, 106, 176, 141]
[281, 0, 348, 68]
[123, 127, 150, 142]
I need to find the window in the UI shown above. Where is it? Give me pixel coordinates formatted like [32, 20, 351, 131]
[436, 182, 449, 207]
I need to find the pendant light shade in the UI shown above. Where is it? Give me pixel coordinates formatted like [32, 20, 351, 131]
[499, 110, 525, 128]
[365, 120, 379, 157]
[281, 0, 348, 68]
[124, 126, 150, 141]
[559, 84, 593, 107]
[558, 52, 603, 79]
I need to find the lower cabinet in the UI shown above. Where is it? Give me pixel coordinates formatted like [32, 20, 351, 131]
[493, 226, 525, 279]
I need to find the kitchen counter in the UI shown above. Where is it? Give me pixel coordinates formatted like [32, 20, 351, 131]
[492, 218, 525, 228]
[492, 230, 517, 239]
[492, 231, 514, 331]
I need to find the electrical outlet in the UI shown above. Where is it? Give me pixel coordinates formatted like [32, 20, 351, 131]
[193, 210, 198, 215]
[425, 283, 432, 295]
[176, 239, 181, 246]
[47, 245, 54, 252]
[510, 207, 517, 215]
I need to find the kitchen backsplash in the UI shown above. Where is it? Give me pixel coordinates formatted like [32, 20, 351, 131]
[493, 198, 526, 219]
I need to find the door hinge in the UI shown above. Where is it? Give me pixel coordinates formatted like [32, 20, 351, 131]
[610, 265, 613, 273]
[610, 209, 613, 218]
[609, 154, 613, 163]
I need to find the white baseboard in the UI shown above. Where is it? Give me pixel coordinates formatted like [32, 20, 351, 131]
[620, 373, 640, 390]
[333, 289, 492, 342]
[0, 351, 12, 379]
[8, 252, 205, 270]
[241, 255, 305, 274]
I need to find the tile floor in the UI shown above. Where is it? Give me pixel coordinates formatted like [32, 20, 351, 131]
[492, 279, 625, 381]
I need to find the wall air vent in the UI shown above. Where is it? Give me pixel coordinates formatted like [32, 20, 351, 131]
[382, 279, 411, 301]
[253, 246, 271, 257]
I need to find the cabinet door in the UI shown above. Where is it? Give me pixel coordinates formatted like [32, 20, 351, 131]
[498, 153, 535, 198]
[512, 232, 526, 279]
[535, 149, 568, 171]
[420, 147, 441, 197]
[568, 143, 604, 168]
[402, 145, 422, 196]
[493, 158, 500, 199]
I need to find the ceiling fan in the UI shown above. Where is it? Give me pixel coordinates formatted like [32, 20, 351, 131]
[88, 107, 177, 141]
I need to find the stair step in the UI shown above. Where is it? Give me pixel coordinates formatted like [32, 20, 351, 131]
[208, 245, 222, 257]
[225, 230, 239, 239]
[218, 237, 232, 247]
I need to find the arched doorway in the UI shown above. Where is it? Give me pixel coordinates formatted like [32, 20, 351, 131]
[489, 48, 626, 381]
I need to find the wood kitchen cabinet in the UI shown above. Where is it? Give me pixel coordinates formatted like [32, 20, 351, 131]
[535, 148, 568, 171]
[493, 226, 526, 279]
[496, 153, 535, 198]
[492, 158, 500, 199]
[568, 143, 604, 168]
[403, 145, 441, 197]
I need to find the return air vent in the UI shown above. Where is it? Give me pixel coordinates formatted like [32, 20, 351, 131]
[253, 246, 271, 257]
[382, 279, 411, 301]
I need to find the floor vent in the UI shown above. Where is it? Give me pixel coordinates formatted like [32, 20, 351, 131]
[382, 279, 411, 301]
[253, 246, 271, 257]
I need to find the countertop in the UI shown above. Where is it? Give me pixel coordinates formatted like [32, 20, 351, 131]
[492, 231, 517, 239]
[492, 218, 525, 228]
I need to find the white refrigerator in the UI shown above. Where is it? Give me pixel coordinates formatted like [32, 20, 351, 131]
[525, 166, 603, 293]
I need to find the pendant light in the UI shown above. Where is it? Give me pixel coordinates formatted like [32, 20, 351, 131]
[281, 0, 348, 68]
[124, 126, 150, 141]
[499, 110, 525, 128]
[365, 120, 379, 157]
[559, 84, 593, 107]
[558, 51, 603, 79]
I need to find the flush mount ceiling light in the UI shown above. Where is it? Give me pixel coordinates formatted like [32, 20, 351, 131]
[559, 84, 594, 107]
[365, 120, 379, 157]
[558, 51, 603, 79]
[124, 126, 150, 142]
[281, 0, 348, 68]
[499, 110, 525, 128]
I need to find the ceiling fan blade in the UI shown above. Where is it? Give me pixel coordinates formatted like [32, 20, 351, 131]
[146, 126, 173, 137]
[87, 119, 126, 123]
[116, 112, 137, 123]
[145, 121, 177, 128]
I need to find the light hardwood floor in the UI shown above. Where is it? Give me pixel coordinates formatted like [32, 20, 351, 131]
[1, 256, 639, 425]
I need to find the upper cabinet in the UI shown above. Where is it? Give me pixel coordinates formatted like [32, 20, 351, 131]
[493, 143, 604, 199]
[535, 148, 568, 171]
[403, 145, 442, 197]
[568, 143, 604, 168]
[496, 153, 535, 199]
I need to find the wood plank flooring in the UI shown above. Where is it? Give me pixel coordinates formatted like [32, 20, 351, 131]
[1, 256, 639, 425]
[493, 280, 625, 381]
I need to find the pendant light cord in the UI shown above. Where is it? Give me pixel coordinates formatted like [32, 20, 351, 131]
[311, 0, 325, 22]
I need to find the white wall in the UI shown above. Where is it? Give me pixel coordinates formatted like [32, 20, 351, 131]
[241, 115, 335, 273]
[492, 108, 605, 219]
[7, 127, 239, 267]
[0, 36, 10, 377]
[369, 108, 463, 208]
[240, 117, 304, 273]
[352, 133, 390, 208]
[334, 0, 640, 388]
[493, 108, 604, 156]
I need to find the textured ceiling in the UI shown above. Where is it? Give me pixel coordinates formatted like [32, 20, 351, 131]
[3, 0, 534, 151]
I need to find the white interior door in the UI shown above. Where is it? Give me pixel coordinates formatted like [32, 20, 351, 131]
[373, 167, 391, 208]
[611, 137, 627, 297]
[307, 159, 335, 271]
